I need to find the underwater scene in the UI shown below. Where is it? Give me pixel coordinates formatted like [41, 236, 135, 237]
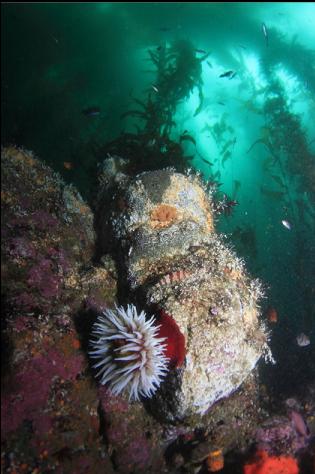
[1, 2, 315, 473]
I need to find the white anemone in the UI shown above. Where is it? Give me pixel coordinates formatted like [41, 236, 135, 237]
[89, 304, 169, 400]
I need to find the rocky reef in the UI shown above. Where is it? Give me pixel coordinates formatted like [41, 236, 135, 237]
[2, 147, 313, 474]
[1, 146, 115, 473]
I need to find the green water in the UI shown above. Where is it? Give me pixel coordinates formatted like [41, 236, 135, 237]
[2, 3, 314, 380]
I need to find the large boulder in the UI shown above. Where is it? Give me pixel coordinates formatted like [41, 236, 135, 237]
[96, 165, 274, 422]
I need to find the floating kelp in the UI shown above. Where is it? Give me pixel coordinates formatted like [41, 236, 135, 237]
[120, 110, 148, 120]
[263, 80, 315, 205]
[232, 180, 241, 199]
[246, 137, 273, 155]
[221, 138, 236, 155]
[101, 39, 211, 174]
[221, 150, 232, 167]
[211, 115, 234, 144]
[262, 156, 277, 171]
[260, 186, 285, 200]
[95, 132, 188, 176]
[270, 174, 287, 188]
[193, 88, 204, 116]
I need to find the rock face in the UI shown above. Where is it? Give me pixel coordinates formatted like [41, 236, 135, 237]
[1, 147, 273, 473]
[97, 165, 273, 422]
[1, 146, 116, 474]
[1, 145, 96, 318]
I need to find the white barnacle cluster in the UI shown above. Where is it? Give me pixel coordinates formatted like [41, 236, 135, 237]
[248, 278, 265, 301]
[89, 304, 169, 400]
[262, 341, 276, 364]
[260, 323, 276, 365]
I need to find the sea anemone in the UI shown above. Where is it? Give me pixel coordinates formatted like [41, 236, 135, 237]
[89, 304, 169, 400]
[150, 204, 178, 228]
[156, 309, 186, 368]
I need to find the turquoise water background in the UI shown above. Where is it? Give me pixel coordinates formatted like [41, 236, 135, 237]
[2, 3, 314, 389]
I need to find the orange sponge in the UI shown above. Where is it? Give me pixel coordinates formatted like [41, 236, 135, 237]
[243, 450, 299, 474]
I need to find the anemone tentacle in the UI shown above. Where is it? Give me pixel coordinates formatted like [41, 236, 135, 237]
[89, 304, 169, 400]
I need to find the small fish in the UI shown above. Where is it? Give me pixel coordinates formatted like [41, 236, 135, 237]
[82, 106, 101, 117]
[266, 306, 278, 323]
[217, 101, 225, 106]
[201, 157, 213, 166]
[195, 49, 207, 54]
[51, 35, 59, 44]
[63, 162, 74, 170]
[219, 70, 234, 78]
[151, 85, 159, 93]
[260, 186, 285, 200]
[296, 333, 310, 347]
[281, 219, 292, 230]
[180, 134, 196, 146]
[206, 61, 213, 68]
[262, 22, 268, 47]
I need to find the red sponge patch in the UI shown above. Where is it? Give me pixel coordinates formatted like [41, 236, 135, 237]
[243, 450, 299, 474]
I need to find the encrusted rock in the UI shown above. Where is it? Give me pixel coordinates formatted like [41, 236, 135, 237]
[1, 147, 115, 474]
[97, 164, 273, 422]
